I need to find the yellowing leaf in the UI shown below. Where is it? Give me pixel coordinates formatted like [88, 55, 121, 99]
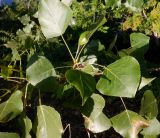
[111, 110, 149, 138]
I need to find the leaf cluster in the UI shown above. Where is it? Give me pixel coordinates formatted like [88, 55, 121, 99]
[0, 0, 160, 138]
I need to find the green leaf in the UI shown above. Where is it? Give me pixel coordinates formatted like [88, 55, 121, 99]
[38, 0, 72, 38]
[0, 90, 23, 123]
[36, 105, 63, 138]
[107, 35, 117, 52]
[111, 110, 149, 138]
[125, 0, 144, 11]
[19, 14, 31, 26]
[79, 55, 100, 76]
[130, 33, 150, 49]
[105, 0, 121, 8]
[139, 77, 156, 90]
[81, 94, 105, 118]
[80, 55, 97, 65]
[26, 54, 57, 86]
[141, 118, 160, 137]
[65, 69, 96, 105]
[119, 33, 150, 76]
[80, 64, 100, 76]
[143, 135, 157, 138]
[83, 40, 105, 55]
[4, 40, 18, 49]
[84, 112, 111, 133]
[139, 90, 158, 119]
[24, 116, 32, 138]
[36, 77, 59, 93]
[23, 22, 34, 34]
[0, 65, 13, 78]
[19, 115, 32, 138]
[97, 56, 141, 97]
[82, 94, 111, 133]
[119, 33, 149, 57]
[0, 132, 20, 138]
[78, 17, 106, 47]
[11, 48, 21, 61]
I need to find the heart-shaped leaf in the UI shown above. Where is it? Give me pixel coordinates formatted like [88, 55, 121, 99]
[82, 94, 111, 133]
[38, 0, 72, 38]
[111, 110, 149, 138]
[140, 90, 158, 119]
[26, 54, 57, 86]
[97, 56, 141, 97]
[0, 90, 23, 123]
[0, 132, 20, 138]
[36, 105, 63, 138]
[66, 69, 96, 105]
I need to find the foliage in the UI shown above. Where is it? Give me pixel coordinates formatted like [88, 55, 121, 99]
[0, 0, 160, 138]
[71, 0, 106, 30]
[122, 0, 160, 37]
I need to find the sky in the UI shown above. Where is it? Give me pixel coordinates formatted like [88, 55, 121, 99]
[0, 0, 13, 6]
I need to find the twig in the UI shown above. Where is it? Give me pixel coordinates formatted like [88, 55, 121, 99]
[63, 124, 71, 138]
[24, 83, 29, 108]
[38, 90, 42, 105]
[61, 35, 75, 63]
[54, 66, 72, 70]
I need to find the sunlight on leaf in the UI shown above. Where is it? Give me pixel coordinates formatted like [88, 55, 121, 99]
[38, 0, 72, 38]
[62, 0, 72, 6]
[26, 54, 57, 86]
[81, 94, 111, 133]
[36, 105, 63, 138]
